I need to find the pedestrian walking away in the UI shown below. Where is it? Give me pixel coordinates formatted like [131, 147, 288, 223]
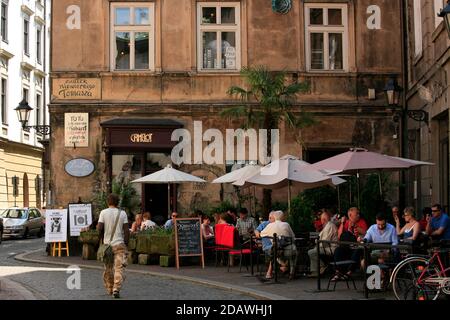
[97, 193, 130, 299]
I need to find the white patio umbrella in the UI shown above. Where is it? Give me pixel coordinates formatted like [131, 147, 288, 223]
[233, 155, 345, 214]
[131, 164, 206, 218]
[212, 164, 263, 216]
[212, 164, 262, 184]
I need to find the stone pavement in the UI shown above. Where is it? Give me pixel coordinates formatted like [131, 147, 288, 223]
[16, 249, 395, 300]
[0, 277, 38, 300]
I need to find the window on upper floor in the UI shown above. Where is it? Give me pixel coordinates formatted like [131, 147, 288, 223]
[23, 87, 29, 101]
[197, 2, 240, 71]
[1, 0, 7, 42]
[36, 26, 42, 64]
[110, 3, 154, 71]
[304, 4, 348, 72]
[413, 0, 422, 57]
[24, 16, 30, 55]
[36, 93, 41, 127]
[1, 77, 6, 125]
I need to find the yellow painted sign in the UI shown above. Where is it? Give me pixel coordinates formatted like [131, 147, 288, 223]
[53, 78, 101, 100]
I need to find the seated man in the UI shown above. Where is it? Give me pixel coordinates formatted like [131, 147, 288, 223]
[332, 207, 368, 281]
[363, 213, 399, 265]
[260, 211, 297, 279]
[235, 208, 258, 241]
[308, 210, 338, 277]
[164, 212, 178, 230]
[426, 204, 450, 241]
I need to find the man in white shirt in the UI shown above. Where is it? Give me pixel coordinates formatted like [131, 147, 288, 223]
[308, 210, 338, 277]
[97, 193, 129, 299]
[260, 211, 297, 279]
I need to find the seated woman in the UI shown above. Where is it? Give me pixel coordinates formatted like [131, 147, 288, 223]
[201, 215, 215, 246]
[395, 207, 421, 241]
[141, 212, 157, 231]
[130, 213, 143, 233]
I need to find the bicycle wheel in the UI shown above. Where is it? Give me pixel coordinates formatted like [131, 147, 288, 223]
[391, 257, 441, 300]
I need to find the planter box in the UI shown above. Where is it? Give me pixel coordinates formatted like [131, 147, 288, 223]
[159, 255, 175, 267]
[150, 234, 175, 256]
[79, 231, 100, 246]
[138, 254, 151, 265]
[128, 250, 138, 264]
[136, 234, 152, 254]
[82, 244, 97, 260]
[128, 237, 137, 251]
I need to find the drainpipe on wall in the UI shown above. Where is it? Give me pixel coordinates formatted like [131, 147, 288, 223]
[400, 0, 410, 210]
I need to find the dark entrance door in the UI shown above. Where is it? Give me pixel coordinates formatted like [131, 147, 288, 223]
[145, 184, 168, 226]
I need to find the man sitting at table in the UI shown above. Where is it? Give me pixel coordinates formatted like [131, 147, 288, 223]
[426, 204, 450, 241]
[308, 210, 338, 277]
[362, 213, 398, 265]
[236, 208, 258, 240]
[260, 210, 297, 280]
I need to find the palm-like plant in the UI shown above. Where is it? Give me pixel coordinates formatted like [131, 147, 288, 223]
[221, 66, 316, 215]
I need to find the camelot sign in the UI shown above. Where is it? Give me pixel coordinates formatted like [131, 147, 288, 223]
[130, 133, 153, 143]
[53, 78, 101, 100]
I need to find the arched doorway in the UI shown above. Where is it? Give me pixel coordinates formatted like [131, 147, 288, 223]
[23, 173, 29, 207]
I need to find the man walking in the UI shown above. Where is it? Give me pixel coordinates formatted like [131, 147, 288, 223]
[97, 194, 130, 298]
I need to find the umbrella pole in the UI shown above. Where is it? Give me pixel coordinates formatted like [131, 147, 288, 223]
[378, 172, 382, 196]
[337, 185, 341, 213]
[288, 180, 292, 216]
[357, 171, 361, 209]
[168, 183, 171, 219]
[254, 186, 257, 218]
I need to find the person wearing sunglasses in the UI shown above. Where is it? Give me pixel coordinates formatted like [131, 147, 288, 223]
[395, 207, 421, 241]
[426, 204, 450, 241]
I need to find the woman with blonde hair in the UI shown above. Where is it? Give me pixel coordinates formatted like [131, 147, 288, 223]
[130, 213, 143, 233]
[395, 207, 421, 241]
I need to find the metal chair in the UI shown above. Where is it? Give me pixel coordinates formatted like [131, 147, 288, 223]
[320, 240, 357, 291]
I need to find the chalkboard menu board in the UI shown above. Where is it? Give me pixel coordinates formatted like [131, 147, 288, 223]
[174, 218, 204, 269]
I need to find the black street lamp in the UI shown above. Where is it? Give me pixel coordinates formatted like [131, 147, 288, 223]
[384, 78, 428, 124]
[438, 0, 450, 39]
[384, 78, 402, 107]
[15, 98, 51, 135]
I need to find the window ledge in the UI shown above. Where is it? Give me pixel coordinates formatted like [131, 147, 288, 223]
[21, 5, 34, 16]
[413, 53, 423, 66]
[432, 22, 445, 42]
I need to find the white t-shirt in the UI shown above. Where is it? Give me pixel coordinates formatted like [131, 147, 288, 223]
[98, 208, 128, 246]
[141, 219, 156, 231]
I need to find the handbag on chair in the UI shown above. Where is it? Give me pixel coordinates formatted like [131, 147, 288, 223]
[98, 209, 121, 264]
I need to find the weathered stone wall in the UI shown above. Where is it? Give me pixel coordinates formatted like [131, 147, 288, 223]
[50, 0, 403, 209]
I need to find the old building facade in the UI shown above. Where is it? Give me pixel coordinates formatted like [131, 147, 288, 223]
[50, 0, 403, 219]
[405, 0, 449, 212]
[0, 0, 51, 209]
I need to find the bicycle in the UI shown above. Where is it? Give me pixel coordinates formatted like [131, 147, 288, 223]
[390, 241, 450, 300]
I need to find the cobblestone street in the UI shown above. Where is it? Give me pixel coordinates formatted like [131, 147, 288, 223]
[0, 238, 254, 300]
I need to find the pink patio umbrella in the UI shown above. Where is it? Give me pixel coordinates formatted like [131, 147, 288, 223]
[310, 148, 434, 207]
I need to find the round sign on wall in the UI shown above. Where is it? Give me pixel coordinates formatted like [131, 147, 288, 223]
[64, 158, 95, 177]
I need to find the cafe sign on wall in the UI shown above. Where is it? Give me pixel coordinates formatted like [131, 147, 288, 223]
[53, 78, 101, 100]
[65, 113, 89, 147]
